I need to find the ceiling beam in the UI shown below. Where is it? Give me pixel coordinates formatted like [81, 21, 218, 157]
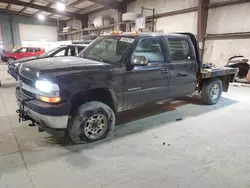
[18, 0, 36, 15]
[34, 2, 53, 17]
[83, 6, 109, 15]
[0, 0, 85, 20]
[5, 4, 11, 10]
[87, 0, 119, 9]
[68, 0, 86, 8]
[0, 7, 58, 21]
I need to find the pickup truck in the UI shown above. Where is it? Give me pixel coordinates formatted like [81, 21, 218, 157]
[16, 32, 237, 144]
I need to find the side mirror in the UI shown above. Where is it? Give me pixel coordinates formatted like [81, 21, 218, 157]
[131, 55, 148, 66]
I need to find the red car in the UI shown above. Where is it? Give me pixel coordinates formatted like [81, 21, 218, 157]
[3, 47, 45, 64]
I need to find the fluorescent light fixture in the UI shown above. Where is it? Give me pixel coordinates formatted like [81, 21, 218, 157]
[38, 14, 45, 21]
[56, 2, 66, 12]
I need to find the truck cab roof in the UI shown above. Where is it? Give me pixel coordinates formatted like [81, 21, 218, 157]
[102, 32, 191, 39]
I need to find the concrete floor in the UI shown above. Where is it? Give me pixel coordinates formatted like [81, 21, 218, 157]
[1, 64, 250, 188]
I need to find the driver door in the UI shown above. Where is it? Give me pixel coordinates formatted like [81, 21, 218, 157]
[16, 48, 28, 59]
[123, 37, 170, 110]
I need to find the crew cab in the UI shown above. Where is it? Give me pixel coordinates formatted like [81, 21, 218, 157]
[16, 32, 237, 144]
[8, 44, 88, 80]
[3, 47, 45, 64]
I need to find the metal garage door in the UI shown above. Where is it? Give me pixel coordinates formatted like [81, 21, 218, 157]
[19, 23, 57, 42]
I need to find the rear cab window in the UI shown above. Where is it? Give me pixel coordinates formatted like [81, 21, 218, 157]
[167, 38, 193, 62]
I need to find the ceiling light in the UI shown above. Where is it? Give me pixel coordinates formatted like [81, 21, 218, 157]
[38, 14, 45, 21]
[56, 2, 66, 12]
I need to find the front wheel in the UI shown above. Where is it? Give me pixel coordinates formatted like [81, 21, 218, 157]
[7, 58, 15, 64]
[68, 101, 116, 144]
[201, 79, 222, 105]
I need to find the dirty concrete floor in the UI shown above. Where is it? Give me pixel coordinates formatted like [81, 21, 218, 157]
[1, 64, 250, 188]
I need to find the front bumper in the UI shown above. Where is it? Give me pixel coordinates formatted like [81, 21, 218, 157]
[16, 88, 71, 132]
[1, 55, 7, 62]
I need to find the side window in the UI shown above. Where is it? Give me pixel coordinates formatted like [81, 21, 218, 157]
[19, 48, 27, 52]
[27, 48, 35, 52]
[54, 48, 66, 57]
[35, 48, 40, 52]
[133, 38, 165, 63]
[168, 38, 192, 61]
[66, 47, 75, 56]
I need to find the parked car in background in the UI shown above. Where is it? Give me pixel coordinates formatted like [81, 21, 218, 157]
[2, 47, 45, 64]
[8, 44, 88, 80]
[225, 55, 249, 79]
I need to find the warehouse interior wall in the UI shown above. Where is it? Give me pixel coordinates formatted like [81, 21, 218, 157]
[156, 12, 197, 34]
[204, 2, 250, 66]
[88, 9, 119, 35]
[127, 0, 198, 33]
[0, 12, 58, 50]
[127, 0, 198, 16]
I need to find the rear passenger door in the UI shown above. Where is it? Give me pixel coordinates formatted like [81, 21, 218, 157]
[29, 48, 36, 57]
[34, 48, 41, 56]
[166, 37, 197, 96]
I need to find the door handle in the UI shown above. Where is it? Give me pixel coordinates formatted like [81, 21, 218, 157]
[161, 69, 169, 73]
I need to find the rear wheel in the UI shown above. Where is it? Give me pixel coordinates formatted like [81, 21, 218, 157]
[68, 101, 115, 144]
[201, 79, 222, 105]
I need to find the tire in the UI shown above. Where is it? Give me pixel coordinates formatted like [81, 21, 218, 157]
[7, 58, 15, 64]
[68, 101, 116, 144]
[201, 79, 222, 105]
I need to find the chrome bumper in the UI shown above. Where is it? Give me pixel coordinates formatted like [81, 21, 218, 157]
[17, 100, 69, 129]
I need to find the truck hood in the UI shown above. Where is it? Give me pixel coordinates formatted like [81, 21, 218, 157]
[10, 56, 39, 65]
[20, 56, 111, 79]
[23, 56, 109, 70]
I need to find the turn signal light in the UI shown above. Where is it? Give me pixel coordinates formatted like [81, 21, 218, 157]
[110, 31, 123, 35]
[40, 96, 61, 103]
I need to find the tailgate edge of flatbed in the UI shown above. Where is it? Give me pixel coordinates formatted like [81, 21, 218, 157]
[200, 67, 237, 79]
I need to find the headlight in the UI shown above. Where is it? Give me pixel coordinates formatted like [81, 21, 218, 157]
[35, 80, 59, 93]
[14, 63, 20, 66]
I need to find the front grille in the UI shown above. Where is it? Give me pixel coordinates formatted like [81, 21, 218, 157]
[21, 88, 35, 99]
[19, 74, 34, 87]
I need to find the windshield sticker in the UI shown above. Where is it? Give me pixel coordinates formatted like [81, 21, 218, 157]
[120, 37, 134, 43]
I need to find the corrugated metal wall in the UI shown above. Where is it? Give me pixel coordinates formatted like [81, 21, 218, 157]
[0, 12, 58, 50]
[203, 1, 250, 66]
[127, 0, 198, 33]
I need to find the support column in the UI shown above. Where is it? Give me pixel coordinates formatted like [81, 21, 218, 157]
[197, 0, 209, 60]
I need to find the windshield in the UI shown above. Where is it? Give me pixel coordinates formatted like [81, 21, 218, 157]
[12, 48, 22, 53]
[39, 47, 61, 57]
[79, 36, 135, 64]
